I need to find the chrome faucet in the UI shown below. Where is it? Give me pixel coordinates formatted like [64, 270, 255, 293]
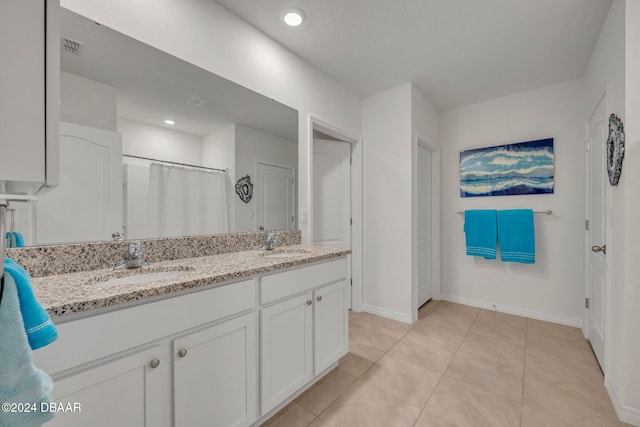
[258, 232, 277, 251]
[114, 241, 149, 270]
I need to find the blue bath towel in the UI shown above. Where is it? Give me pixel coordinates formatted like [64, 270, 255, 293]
[497, 209, 535, 264]
[3, 258, 58, 350]
[0, 273, 55, 427]
[463, 210, 497, 259]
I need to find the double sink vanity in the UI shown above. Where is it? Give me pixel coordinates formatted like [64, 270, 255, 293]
[9, 231, 350, 427]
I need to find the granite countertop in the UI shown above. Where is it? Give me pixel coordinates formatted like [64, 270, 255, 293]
[32, 245, 350, 320]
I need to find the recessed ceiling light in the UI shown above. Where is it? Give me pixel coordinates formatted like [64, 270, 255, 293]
[282, 7, 306, 27]
[164, 119, 176, 125]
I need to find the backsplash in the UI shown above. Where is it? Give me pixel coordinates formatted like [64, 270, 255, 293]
[6, 230, 301, 278]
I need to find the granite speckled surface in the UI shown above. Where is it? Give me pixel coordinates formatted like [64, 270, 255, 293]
[6, 230, 301, 278]
[31, 245, 349, 319]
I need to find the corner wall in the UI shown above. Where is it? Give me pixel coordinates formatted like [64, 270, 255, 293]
[440, 79, 586, 325]
[362, 83, 413, 322]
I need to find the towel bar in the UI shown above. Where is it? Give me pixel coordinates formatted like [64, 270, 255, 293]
[456, 209, 552, 215]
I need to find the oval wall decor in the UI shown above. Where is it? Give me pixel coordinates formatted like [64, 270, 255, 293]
[235, 175, 253, 203]
[607, 114, 625, 186]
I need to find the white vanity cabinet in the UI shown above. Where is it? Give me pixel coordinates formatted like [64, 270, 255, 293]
[0, 0, 59, 195]
[313, 280, 349, 375]
[34, 256, 348, 426]
[259, 258, 349, 414]
[260, 292, 314, 413]
[36, 279, 257, 427]
[44, 345, 166, 427]
[173, 312, 257, 427]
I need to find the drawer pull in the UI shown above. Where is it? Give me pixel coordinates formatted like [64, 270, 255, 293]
[178, 349, 188, 358]
[149, 359, 160, 369]
[306, 299, 313, 306]
[317, 296, 323, 302]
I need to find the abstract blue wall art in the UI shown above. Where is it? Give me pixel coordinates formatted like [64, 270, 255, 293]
[460, 138, 554, 197]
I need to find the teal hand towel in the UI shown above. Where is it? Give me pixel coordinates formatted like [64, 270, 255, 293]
[497, 209, 535, 264]
[3, 258, 58, 350]
[463, 210, 497, 259]
[14, 232, 24, 248]
[0, 274, 55, 427]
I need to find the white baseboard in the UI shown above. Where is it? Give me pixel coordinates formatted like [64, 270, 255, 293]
[362, 304, 412, 324]
[440, 294, 583, 328]
[606, 377, 640, 426]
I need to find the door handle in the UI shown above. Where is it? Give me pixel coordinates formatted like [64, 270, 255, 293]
[591, 244, 606, 254]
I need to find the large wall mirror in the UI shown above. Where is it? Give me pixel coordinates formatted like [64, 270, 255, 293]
[7, 8, 298, 247]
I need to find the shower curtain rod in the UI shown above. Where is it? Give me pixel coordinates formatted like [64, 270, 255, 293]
[456, 210, 553, 215]
[123, 154, 227, 173]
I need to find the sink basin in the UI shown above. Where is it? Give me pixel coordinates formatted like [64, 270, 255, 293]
[261, 248, 312, 258]
[93, 267, 192, 287]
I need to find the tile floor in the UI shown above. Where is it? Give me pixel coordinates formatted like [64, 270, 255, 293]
[263, 300, 629, 427]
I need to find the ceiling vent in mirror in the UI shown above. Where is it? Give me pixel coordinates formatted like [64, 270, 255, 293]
[61, 37, 83, 55]
[185, 97, 211, 108]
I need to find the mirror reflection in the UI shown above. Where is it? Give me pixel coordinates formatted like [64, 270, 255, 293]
[7, 8, 298, 247]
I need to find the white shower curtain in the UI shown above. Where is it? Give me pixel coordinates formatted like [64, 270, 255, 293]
[148, 163, 229, 237]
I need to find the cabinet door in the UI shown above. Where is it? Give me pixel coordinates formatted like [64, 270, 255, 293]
[314, 280, 349, 374]
[46, 346, 165, 427]
[173, 313, 257, 427]
[260, 293, 313, 414]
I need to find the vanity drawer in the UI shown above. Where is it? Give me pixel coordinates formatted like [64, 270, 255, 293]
[260, 257, 347, 305]
[34, 279, 256, 375]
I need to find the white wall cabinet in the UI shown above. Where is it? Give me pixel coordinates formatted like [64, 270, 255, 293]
[0, 0, 59, 196]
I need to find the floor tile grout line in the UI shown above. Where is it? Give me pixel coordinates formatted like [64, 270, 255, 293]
[407, 305, 481, 426]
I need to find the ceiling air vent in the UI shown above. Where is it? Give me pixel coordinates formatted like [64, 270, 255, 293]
[185, 97, 211, 108]
[61, 37, 83, 55]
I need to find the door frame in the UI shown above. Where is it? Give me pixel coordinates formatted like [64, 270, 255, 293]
[413, 135, 441, 322]
[309, 116, 362, 312]
[584, 84, 612, 374]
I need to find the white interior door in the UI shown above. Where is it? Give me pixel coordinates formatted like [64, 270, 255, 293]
[587, 94, 607, 368]
[36, 122, 122, 244]
[257, 163, 295, 231]
[417, 144, 433, 308]
[313, 139, 351, 249]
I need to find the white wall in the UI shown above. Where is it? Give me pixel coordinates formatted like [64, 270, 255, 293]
[362, 83, 413, 322]
[440, 79, 585, 325]
[60, 72, 117, 131]
[60, 0, 362, 245]
[118, 117, 204, 166]
[235, 125, 297, 232]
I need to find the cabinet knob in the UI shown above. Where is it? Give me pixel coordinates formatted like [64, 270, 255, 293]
[317, 296, 323, 302]
[306, 299, 313, 306]
[149, 359, 160, 369]
[178, 348, 188, 358]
